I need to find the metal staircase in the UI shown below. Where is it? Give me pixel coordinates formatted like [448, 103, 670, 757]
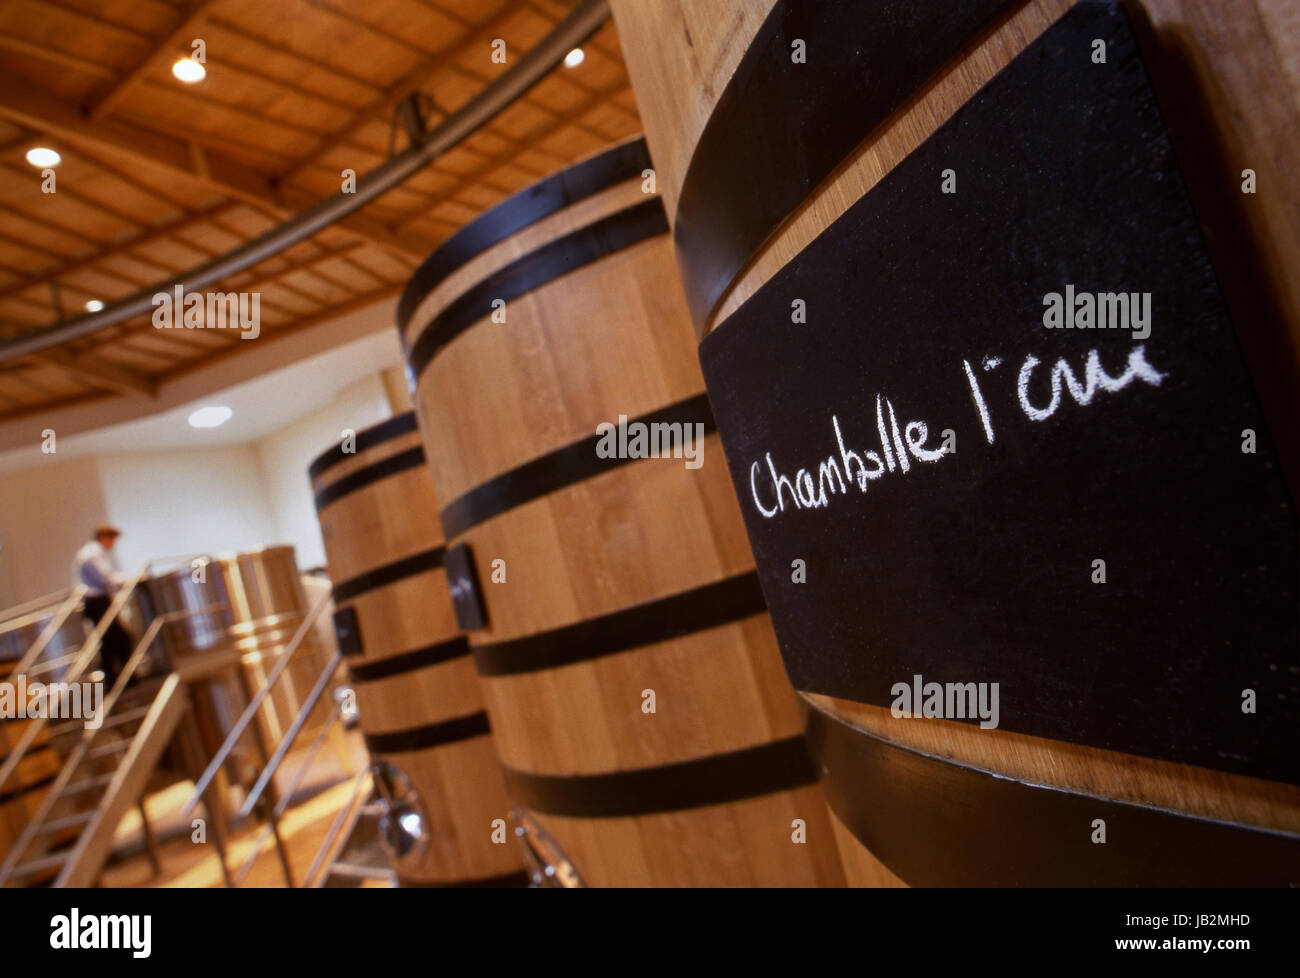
[1, 566, 382, 888]
[0, 582, 205, 887]
[0, 576, 216, 887]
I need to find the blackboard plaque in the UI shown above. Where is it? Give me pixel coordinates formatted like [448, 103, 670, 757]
[699, 2, 1299, 784]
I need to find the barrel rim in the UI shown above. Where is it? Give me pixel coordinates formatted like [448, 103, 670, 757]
[404, 196, 668, 382]
[807, 704, 1300, 886]
[313, 445, 427, 512]
[671, 0, 1016, 335]
[395, 137, 651, 334]
[308, 411, 419, 481]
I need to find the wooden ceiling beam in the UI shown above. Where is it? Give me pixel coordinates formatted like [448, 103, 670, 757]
[0, 65, 433, 261]
[203, 17, 387, 98]
[32, 349, 156, 399]
[89, 0, 226, 121]
[0, 202, 237, 304]
[276, 3, 524, 184]
[391, 81, 631, 233]
[26, 0, 154, 46]
[0, 161, 152, 230]
[0, 34, 117, 80]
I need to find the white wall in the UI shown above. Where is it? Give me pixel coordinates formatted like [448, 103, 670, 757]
[0, 456, 110, 605]
[0, 366, 402, 607]
[253, 374, 394, 571]
[97, 446, 280, 573]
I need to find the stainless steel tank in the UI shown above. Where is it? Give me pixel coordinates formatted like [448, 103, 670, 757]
[0, 599, 87, 680]
[143, 546, 335, 791]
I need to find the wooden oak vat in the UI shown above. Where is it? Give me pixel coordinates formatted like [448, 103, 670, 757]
[310, 413, 525, 887]
[398, 139, 855, 887]
[608, 0, 1300, 885]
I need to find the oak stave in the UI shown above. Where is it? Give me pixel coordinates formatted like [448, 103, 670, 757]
[310, 413, 524, 888]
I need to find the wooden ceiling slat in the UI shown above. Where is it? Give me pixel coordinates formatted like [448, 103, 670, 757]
[0, 161, 155, 232]
[202, 17, 386, 99]
[0, 64, 431, 260]
[0, 1, 647, 421]
[0, 208, 101, 256]
[128, 81, 339, 144]
[0, 33, 117, 80]
[297, 0, 433, 60]
[18, 0, 156, 46]
[273, 2, 524, 185]
[89, 0, 226, 121]
[389, 82, 630, 236]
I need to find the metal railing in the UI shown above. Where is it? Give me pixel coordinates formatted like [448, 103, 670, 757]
[182, 586, 333, 815]
[0, 562, 373, 887]
[0, 603, 219, 885]
[303, 767, 377, 888]
[176, 582, 361, 887]
[0, 568, 148, 799]
[0, 585, 87, 681]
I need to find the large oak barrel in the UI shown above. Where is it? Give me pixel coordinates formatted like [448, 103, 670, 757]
[397, 138, 865, 887]
[310, 413, 526, 887]
[609, 0, 1300, 884]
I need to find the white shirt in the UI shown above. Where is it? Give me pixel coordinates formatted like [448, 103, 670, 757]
[73, 541, 124, 597]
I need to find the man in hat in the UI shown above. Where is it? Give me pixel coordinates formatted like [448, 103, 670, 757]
[73, 524, 132, 689]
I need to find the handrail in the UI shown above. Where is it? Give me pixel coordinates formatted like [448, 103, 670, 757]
[236, 649, 343, 819]
[230, 697, 343, 886]
[181, 586, 333, 814]
[0, 588, 72, 634]
[0, 604, 217, 885]
[0, 0, 611, 364]
[303, 767, 373, 888]
[0, 586, 86, 679]
[0, 569, 146, 797]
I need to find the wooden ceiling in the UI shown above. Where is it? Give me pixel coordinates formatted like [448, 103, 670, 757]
[0, 0, 641, 418]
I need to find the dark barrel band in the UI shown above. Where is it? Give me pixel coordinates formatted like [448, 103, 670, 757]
[502, 735, 815, 818]
[307, 412, 419, 480]
[805, 707, 1300, 887]
[400, 868, 532, 888]
[396, 138, 651, 330]
[674, 0, 1014, 333]
[440, 392, 716, 538]
[363, 710, 491, 754]
[313, 446, 426, 511]
[332, 546, 446, 604]
[346, 636, 471, 682]
[405, 196, 669, 381]
[473, 570, 767, 677]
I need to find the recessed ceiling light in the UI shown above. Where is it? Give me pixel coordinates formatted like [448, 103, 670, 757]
[25, 147, 60, 168]
[85, 299, 105, 312]
[563, 48, 584, 68]
[172, 57, 206, 83]
[188, 405, 232, 429]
